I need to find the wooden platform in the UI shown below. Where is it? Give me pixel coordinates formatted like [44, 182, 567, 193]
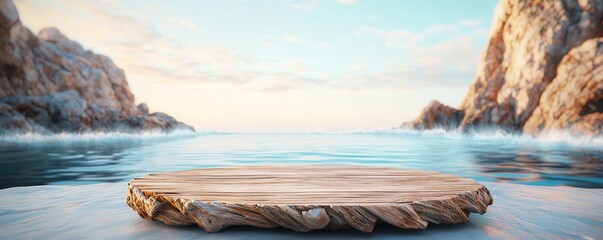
[127, 166, 493, 233]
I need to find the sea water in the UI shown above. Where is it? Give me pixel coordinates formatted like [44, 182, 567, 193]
[0, 129, 602, 189]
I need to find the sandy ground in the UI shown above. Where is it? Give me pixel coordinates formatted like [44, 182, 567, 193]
[0, 182, 601, 240]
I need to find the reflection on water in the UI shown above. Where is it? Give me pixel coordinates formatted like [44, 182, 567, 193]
[0, 132, 602, 189]
[0, 142, 142, 188]
[474, 150, 603, 187]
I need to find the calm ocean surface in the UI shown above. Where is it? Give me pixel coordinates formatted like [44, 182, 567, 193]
[1, 130, 602, 189]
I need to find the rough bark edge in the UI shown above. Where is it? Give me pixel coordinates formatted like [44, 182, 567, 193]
[126, 183, 493, 233]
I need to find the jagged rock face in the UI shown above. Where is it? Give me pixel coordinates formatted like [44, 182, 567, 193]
[406, 0, 603, 136]
[0, 0, 193, 134]
[524, 38, 603, 136]
[461, 0, 603, 131]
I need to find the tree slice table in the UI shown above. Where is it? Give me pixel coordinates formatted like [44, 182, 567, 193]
[127, 166, 493, 233]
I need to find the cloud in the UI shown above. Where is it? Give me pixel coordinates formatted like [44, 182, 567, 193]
[412, 36, 480, 84]
[275, 35, 329, 48]
[316, 42, 331, 48]
[354, 19, 486, 88]
[333, 62, 474, 90]
[425, 24, 459, 34]
[423, 19, 481, 35]
[15, 1, 322, 90]
[354, 19, 478, 49]
[15, 0, 484, 92]
[16, 0, 162, 50]
[356, 27, 423, 49]
[281, 34, 303, 44]
[460, 19, 481, 27]
[356, 18, 484, 49]
[178, 19, 197, 30]
[164, 18, 197, 30]
[336, 0, 358, 5]
[291, 0, 317, 12]
[348, 63, 369, 72]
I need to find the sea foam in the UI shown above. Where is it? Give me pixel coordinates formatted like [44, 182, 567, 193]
[0, 129, 199, 145]
[0, 127, 601, 149]
[358, 128, 603, 149]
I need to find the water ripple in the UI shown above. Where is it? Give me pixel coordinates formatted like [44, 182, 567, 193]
[0, 130, 602, 189]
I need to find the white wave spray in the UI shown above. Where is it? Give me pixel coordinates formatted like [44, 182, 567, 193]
[0, 129, 199, 145]
[0, 127, 601, 149]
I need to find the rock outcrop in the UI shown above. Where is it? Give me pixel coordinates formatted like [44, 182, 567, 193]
[401, 100, 464, 130]
[404, 0, 603, 136]
[0, 0, 193, 135]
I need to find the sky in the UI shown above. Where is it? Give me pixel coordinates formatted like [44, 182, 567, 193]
[15, 0, 498, 132]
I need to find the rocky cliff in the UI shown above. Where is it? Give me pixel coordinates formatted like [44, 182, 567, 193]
[404, 0, 603, 136]
[0, 0, 193, 135]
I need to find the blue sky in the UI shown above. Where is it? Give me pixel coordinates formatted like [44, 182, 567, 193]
[16, 0, 498, 132]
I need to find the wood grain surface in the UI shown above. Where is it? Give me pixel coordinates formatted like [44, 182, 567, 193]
[127, 166, 493, 232]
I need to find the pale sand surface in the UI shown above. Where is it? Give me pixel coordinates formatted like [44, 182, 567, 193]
[0, 182, 601, 240]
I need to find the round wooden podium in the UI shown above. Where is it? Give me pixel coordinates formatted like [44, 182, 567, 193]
[127, 166, 493, 232]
